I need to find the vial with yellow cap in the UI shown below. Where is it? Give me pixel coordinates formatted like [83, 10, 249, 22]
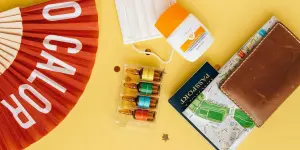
[125, 68, 162, 83]
[155, 3, 214, 62]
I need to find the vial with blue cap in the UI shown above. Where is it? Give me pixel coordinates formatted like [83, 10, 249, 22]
[122, 96, 158, 109]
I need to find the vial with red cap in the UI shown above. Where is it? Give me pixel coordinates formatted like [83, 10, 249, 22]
[118, 109, 156, 122]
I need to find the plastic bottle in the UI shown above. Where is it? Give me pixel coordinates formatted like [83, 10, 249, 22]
[155, 3, 214, 62]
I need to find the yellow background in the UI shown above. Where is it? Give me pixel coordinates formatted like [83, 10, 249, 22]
[1, 0, 300, 149]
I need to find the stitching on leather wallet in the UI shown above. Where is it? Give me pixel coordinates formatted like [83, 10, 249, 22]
[219, 23, 284, 127]
[221, 88, 260, 126]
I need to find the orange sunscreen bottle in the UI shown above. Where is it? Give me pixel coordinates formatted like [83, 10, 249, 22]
[155, 3, 214, 62]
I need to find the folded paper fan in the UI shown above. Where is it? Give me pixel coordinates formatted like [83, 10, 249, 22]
[0, 0, 98, 149]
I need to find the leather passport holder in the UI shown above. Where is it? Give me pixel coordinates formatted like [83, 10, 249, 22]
[221, 23, 300, 127]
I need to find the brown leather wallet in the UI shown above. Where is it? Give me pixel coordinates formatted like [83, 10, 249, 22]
[221, 23, 300, 127]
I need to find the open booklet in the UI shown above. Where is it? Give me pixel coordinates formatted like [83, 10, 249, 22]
[169, 16, 278, 150]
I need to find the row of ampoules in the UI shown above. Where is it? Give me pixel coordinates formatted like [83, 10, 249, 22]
[118, 66, 164, 122]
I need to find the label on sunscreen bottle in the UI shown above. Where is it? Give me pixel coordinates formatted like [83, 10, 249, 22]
[155, 3, 214, 62]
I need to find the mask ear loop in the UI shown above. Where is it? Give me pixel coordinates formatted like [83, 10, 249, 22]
[131, 44, 175, 64]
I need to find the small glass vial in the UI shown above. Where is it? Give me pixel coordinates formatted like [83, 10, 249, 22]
[133, 109, 156, 121]
[123, 82, 160, 95]
[122, 96, 158, 109]
[125, 68, 162, 82]
[123, 86, 139, 97]
[118, 109, 156, 122]
[120, 100, 137, 110]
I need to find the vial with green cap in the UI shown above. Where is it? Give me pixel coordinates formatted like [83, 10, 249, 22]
[123, 82, 160, 95]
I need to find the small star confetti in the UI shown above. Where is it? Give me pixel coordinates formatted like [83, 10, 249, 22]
[162, 134, 169, 142]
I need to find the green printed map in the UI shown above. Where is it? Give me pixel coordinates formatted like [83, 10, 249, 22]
[189, 93, 254, 128]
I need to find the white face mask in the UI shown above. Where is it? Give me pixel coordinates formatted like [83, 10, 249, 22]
[115, 0, 176, 44]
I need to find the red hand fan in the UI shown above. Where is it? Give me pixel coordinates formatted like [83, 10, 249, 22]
[0, 0, 98, 149]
